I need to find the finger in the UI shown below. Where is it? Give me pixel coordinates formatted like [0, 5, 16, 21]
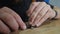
[29, 2, 47, 25]
[1, 7, 26, 30]
[36, 11, 50, 27]
[27, 2, 40, 16]
[0, 11, 19, 31]
[0, 20, 10, 34]
[48, 7, 56, 19]
[32, 5, 50, 26]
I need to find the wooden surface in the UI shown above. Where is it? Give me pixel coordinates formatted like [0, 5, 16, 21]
[10, 7, 60, 34]
[10, 19, 60, 34]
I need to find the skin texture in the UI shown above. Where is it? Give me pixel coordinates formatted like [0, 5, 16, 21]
[0, 2, 60, 34]
[27, 2, 56, 27]
[0, 7, 26, 34]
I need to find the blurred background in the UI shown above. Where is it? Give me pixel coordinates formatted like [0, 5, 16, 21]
[50, 0, 60, 8]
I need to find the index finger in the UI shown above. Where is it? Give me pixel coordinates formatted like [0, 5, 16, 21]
[1, 7, 26, 30]
[27, 2, 40, 16]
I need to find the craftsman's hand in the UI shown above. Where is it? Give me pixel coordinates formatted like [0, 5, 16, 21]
[27, 2, 56, 27]
[0, 7, 26, 34]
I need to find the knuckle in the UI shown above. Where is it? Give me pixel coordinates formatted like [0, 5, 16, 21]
[40, 2, 46, 6]
[47, 5, 51, 8]
[1, 7, 8, 10]
[3, 7, 8, 9]
[42, 2, 46, 4]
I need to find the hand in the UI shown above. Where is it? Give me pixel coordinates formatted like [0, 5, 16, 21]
[0, 7, 26, 34]
[27, 2, 56, 27]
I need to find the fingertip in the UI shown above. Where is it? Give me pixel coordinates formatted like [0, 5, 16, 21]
[36, 23, 41, 27]
[21, 23, 27, 30]
[19, 22, 27, 30]
[22, 25, 27, 30]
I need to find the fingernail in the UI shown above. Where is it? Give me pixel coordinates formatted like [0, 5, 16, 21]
[36, 23, 41, 27]
[36, 24, 39, 27]
[22, 26, 27, 30]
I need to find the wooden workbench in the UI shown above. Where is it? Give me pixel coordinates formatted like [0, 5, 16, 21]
[10, 6, 60, 34]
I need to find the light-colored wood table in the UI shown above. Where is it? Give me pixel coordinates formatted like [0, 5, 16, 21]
[10, 7, 60, 34]
[10, 19, 60, 34]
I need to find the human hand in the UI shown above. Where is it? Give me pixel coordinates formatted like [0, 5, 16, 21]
[0, 7, 26, 34]
[27, 2, 56, 27]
